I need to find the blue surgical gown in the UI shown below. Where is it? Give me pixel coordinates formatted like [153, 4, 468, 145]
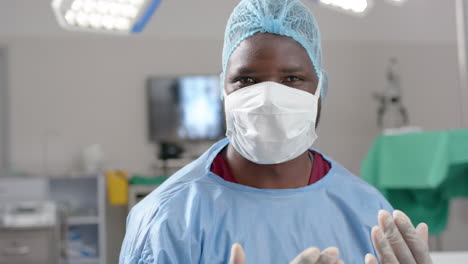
[120, 138, 393, 263]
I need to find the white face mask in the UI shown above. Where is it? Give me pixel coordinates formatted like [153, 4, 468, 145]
[224, 78, 321, 164]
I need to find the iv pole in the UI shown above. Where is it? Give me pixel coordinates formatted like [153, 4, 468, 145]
[456, 0, 468, 128]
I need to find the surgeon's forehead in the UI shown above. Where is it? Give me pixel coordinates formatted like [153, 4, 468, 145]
[226, 33, 316, 74]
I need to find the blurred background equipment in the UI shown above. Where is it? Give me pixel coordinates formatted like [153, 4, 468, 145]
[128, 175, 168, 209]
[51, 0, 161, 34]
[106, 170, 129, 206]
[49, 176, 106, 264]
[81, 144, 105, 175]
[0, 201, 61, 264]
[456, 0, 468, 128]
[147, 75, 224, 143]
[0, 179, 61, 264]
[362, 129, 468, 248]
[0, 176, 107, 264]
[374, 57, 410, 131]
[147, 75, 223, 176]
[157, 141, 184, 176]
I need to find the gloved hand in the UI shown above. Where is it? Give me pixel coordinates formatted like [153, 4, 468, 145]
[365, 210, 433, 264]
[229, 243, 344, 264]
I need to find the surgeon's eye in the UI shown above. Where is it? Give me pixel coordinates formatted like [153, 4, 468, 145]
[284, 76, 302, 83]
[237, 77, 256, 84]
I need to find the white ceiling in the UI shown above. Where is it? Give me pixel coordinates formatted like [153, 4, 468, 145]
[0, 0, 457, 43]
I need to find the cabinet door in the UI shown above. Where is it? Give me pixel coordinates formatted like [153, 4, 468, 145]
[0, 229, 57, 264]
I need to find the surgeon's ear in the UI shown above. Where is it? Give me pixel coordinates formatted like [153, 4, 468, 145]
[222, 100, 227, 129]
[315, 100, 322, 128]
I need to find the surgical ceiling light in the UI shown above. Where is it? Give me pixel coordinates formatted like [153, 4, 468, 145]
[51, 0, 161, 34]
[318, 0, 371, 14]
[384, 0, 407, 6]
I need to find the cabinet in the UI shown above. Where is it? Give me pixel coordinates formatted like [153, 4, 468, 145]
[49, 176, 106, 264]
[0, 229, 59, 264]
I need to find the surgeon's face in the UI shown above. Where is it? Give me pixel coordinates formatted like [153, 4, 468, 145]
[224, 33, 322, 124]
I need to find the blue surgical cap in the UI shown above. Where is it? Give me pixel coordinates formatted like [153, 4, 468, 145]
[221, 0, 328, 100]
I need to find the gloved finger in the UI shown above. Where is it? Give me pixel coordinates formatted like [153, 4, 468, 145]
[371, 226, 398, 264]
[229, 243, 246, 264]
[393, 210, 433, 264]
[316, 247, 339, 264]
[289, 247, 320, 264]
[416, 222, 429, 245]
[378, 210, 416, 264]
[364, 253, 378, 264]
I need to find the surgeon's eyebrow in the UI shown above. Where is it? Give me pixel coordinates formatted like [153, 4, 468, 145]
[236, 67, 257, 74]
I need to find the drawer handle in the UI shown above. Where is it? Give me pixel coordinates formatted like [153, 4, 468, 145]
[2, 246, 31, 256]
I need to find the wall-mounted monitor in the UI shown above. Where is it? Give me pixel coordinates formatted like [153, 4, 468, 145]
[147, 75, 224, 142]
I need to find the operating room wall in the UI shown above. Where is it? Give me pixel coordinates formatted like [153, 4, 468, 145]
[2, 37, 467, 261]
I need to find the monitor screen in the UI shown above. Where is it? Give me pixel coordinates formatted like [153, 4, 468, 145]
[147, 75, 224, 142]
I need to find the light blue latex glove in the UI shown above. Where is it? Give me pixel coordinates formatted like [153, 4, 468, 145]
[365, 210, 433, 264]
[229, 243, 344, 264]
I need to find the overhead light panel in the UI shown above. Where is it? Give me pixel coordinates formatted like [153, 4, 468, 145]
[51, 0, 161, 34]
[318, 0, 371, 15]
[384, 0, 407, 6]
